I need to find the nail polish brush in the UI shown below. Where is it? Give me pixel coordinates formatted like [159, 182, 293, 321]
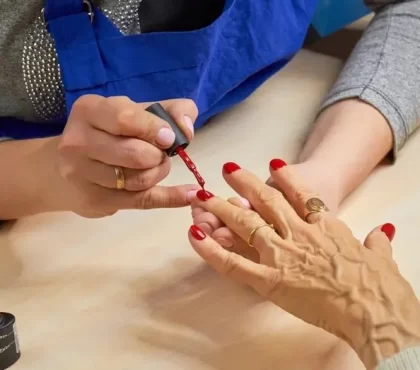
[146, 103, 206, 190]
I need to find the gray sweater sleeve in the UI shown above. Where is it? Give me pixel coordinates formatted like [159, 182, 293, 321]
[377, 347, 420, 369]
[321, 0, 420, 157]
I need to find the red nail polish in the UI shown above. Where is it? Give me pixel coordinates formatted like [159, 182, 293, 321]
[223, 162, 241, 174]
[381, 223, 395, 241]
[196, 190, 214, 201]
[270, 159, 287, 170]
[190, 225, 206, 240]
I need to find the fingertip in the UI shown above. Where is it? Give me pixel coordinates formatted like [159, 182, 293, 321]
[269, 158, 287, 171]
[227, 197, 251, 209]
[187, 190, 198, 202]
[364, 224, 393, 257]
[184, 115, 194, 138]
[239, 197, 251, 209]
[196, 190, 215, 202]
[156, 127, 176, 147]
[196, 222, 213, 236]
[189, 225, 206, 241]
[223, 162, 241, 175]
[215, 238, 234, 248]
[381, 223, 396, 242]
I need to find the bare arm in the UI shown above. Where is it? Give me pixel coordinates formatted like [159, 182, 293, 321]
[0, 137, 64, 219]
[296, 0, 420, 208]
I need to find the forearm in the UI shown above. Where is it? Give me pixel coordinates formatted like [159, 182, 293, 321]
[319, 0, 420, 156]
[0, 136, 63, 219]
[298, 0, 420, 203]
[299, 99, 393, 202]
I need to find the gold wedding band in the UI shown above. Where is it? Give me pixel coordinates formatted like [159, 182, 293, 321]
[304, 197, 329, 222]
[115, 166, 125, 190]
[247, 223, 274, 248]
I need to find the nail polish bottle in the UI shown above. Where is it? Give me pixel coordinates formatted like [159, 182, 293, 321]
[146, 103, 205, 190]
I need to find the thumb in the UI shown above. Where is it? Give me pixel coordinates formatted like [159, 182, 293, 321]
[116, 184, 200, 209]
[364, 223, 395, 259]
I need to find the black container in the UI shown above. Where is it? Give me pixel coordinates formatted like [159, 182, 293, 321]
[0, 313, 20, 369]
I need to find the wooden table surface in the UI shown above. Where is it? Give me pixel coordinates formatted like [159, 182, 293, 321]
[1, 50, 419, 370]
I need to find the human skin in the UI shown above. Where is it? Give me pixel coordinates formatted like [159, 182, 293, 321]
[0, 96, 199, 219]
[192, 98, 394, 247]
[188, 162, 420, 370]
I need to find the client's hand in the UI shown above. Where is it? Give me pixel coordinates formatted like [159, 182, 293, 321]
[188, 161, 420, 370]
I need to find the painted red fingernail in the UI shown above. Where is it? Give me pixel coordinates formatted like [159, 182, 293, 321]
[381, 223, 396, 241]
[270, 159, 287, 170]
[190, 225, 206, 240]
[223, 162, 241, 174]
[196, 190, 214, 201]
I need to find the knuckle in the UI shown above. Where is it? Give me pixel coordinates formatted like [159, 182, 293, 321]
[72, 94, 101, 113]
[293, 186, 316, 204]
[58, 133, 87, 156]
[132, 171, 154, 190]
[253, 185, 282, 205]
[183, 99, 199, 119]
[58, 163, 76, 181]
[105, 97, 135, 135]
[107, 96, 133, 107]
[120, 142, 142, 166]
[135, 190, 156, 210]
[221, 252, 241, 277]
[262, 270, 282, 299]
[137, 110, 159, 139]
[232, 209, 259, 229]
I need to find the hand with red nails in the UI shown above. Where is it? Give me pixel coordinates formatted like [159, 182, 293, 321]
[52, 96, 199, 218]
[189, 160, 420, 370]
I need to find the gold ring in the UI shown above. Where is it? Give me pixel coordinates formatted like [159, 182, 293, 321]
[247, 223, 274, 248]
[304, 197, 329, 222]
[115, 166, 125, 190]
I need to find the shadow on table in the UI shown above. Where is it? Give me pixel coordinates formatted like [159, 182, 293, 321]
[132, 258, 360, 370]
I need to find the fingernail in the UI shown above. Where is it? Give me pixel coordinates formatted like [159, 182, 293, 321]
[223, 162, 241, 174]
[187, 190, 198, 202]
[239, 197, 251, 209]
[190, 225, 206, 240]
[156, 127, 176, 146]
[184, 115, 194, 136]
[270, 159, 287, 171]
[381, 223, 396, 241]
[196, 190, 214, 201]
[216, 238, 233, 248]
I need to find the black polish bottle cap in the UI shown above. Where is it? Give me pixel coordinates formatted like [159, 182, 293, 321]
[146, 103, 190, 157]
[0, 313, 21, 369]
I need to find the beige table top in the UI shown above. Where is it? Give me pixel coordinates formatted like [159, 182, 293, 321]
[1, 50, 419, 370]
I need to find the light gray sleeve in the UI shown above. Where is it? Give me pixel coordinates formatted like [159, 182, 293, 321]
[320, 0, 420, 158]
[377, 347, 420, 369]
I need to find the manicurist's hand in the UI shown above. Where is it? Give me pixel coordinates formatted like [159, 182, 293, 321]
[188, 161, 420, 370]
[52, 95, 199, 217]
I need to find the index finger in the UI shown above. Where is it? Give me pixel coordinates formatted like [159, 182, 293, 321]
[188, 225, 277, 297]
[82, 97, 196, 149]
[87, 97, 175, 146]
[194, 191, 282, 252]
[221, 162, 302, 235]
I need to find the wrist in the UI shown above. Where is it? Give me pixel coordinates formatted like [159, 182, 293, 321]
[33, 136, 70, 214]
[0, 136, 66, 218]
[298, 99, 393, 205]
